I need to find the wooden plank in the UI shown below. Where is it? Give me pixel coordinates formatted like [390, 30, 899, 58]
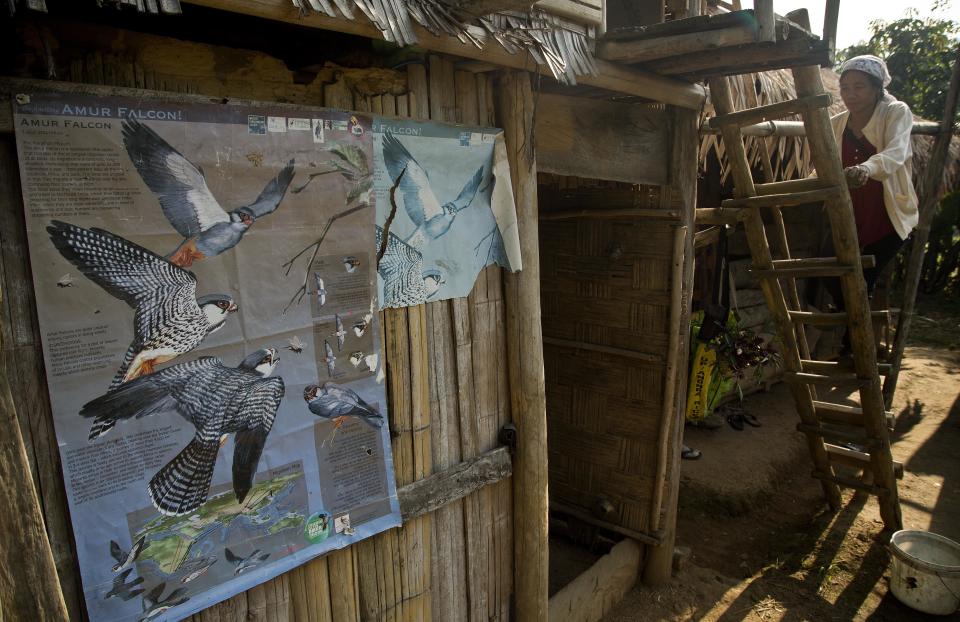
[455, 0, 535, 17]
[499, 70, 548, 622]
[535, 93, 668, 185]
[598, 23, 758, 63]
[721, 186, 842, 209]
[825, 443, 904, 478]
[183, 0, 705, 108]
[602, 9, 758, 41]
[535, 0, 602, 25]
[540, 208, 678, 220]
[547, 539, 641, 622]
[399, 447, 513, 520]
[708, 94, 833, 129]
[647, 37, 831, 77]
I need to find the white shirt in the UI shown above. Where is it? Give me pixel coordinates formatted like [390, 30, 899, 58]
[830, 94, 919, 240]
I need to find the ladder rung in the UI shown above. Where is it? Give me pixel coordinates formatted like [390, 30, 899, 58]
[721, 186, 844, 209]
[708, 93, 834, 129]
[755, 178, 833, 196]
[753, 256, 875, 278]
[788, 310, 890, 327]
[695, 207, 744, 225]
[812, 400, 895, 429]
[798, 422, 881, 448]
[824, 443, 904, 479]
[811, 470, 890, 496]
[801, 359, 891, 377]
[785, 371, 871, 388]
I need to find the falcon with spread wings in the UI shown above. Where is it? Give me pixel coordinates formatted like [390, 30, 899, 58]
[80, 348, 285, 516]
[47, 221, 238, 399]
[122, 119, 295, 267]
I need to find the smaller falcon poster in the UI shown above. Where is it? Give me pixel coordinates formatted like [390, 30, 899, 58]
[372, 117, 521, 308]
[13, 91, 399, 622]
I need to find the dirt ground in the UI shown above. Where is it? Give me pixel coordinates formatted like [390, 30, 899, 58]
[603, 299, 960, 621]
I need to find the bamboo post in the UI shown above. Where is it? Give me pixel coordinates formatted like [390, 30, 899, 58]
[497, 69, 548, 621]
[643, 107, 698, 586]
[883, 46, 960, 407]
[0, 284, 69, 620]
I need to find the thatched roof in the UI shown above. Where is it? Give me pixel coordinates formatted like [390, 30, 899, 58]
[702, 67, 960, 195]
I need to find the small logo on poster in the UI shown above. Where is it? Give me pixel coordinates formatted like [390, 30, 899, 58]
[288, 117, 310, 131]
[248, 115, 266, 135]
[459, 131, 471, 146]
[312, 119, 325, 144]
[268, 116, 287, 133]
[304, 511, 331, 543]
[334, 513, 353, 535]
[349, 116, 364, 136]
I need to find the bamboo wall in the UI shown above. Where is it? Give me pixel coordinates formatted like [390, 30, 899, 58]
[538, 176, 679, 539]
[5, 16, 513, 621]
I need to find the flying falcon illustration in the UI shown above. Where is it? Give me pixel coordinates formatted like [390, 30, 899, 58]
[314, 273, 327, 307]
[304, 382, 384, 430]
[79, 349, 285, 516]
[225, 547, 270, 575]
[140, 582, 189, 621]
[179, 555, 217, 584]
[105, 568, 144, 601]
[376, 225, 445, 307]
[121, 118, 295, 267]
[382, 132, 485, 247]
[111, 535, 146, 572]
[322, 340, 336, 378]
[47, 221, 237, 399]
[331, 314, 346, 351]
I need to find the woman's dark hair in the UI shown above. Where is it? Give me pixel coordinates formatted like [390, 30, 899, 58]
[866, 73, 885, 101]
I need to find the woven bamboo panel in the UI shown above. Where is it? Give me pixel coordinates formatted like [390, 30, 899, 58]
[8, 19, 514, 622]
[539, 178, 675, 535]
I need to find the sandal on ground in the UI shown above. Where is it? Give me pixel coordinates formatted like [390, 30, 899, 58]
[681, 445, 702, 460]
[742, 413, 761, 427]
[726, 413, 744, 431]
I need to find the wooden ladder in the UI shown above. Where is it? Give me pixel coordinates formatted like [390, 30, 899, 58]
[701, 64, 903, 532]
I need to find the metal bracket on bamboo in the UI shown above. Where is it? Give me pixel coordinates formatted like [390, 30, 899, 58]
[549, 500, 664, 547]
[539, 208, 680, 221]
[398, 446, 512, 522]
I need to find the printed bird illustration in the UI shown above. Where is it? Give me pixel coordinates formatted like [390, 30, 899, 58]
[382, 132, 485, 247]
[47, 221, 238, 399]
[349, 351, 378, 372]
[304, 382, 384, 431]
[111, 535, 146, 572]
[121, 118, 295, 267]
[286, 335, 305, 354]
[321, 340, 336, 378]
[56, 273, 74, 288]
[352, 313, 372, 337]
[179, 555, 217, 584]
[376, 225, 445, 307]
[225, 547, 270, 575]
[79, 349, 285, 516]
[314, 273, 327, 307]
[343, 256, 360, 273]
[140, 582, 189, 621]
[105, 568, 144, 601]
[331, 314, 347, 351]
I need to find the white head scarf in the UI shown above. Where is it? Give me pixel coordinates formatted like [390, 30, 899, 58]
[839, 55, 892, 87]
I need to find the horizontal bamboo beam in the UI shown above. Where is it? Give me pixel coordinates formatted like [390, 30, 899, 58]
[542, 336, 662, 363]
[551, 500, 663, 546]
[183, 0, 706, 109]
[700, 119, 954, 136]
[539, 208, 679, 220]
[398, 446, 512, 521]
[454, 0, 535, 17]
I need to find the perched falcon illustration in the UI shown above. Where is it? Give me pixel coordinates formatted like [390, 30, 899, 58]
[47, 221, 237, 398]
[343, 256, 360, 273]
[121, 119, 295, 267]
[105, 568, 144, 601]
[352, 313, 372, 337]
[225, 547, 270, 575]
[79, 348, 285, 516]
[110, 535, 146, 572]
[382, 132, 485, 247]
[304, 382, 384, 430]
[376, 225, 445, 307]
[140, 582, 189, 621]
[321, 340, 336, 378]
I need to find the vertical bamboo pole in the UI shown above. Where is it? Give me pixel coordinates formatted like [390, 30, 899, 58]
[883, 46, 960, 407]
[497, 70, 548, 621]
[643, 107, 698, 586]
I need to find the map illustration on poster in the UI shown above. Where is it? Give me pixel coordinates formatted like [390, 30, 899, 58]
[372, 116, 521, 309]
[13, 91, 400, 622]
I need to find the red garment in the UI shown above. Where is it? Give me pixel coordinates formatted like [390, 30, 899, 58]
[842, 128, 896, 247]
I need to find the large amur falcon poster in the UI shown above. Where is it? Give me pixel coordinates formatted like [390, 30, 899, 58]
[14, 91, 400, 622]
